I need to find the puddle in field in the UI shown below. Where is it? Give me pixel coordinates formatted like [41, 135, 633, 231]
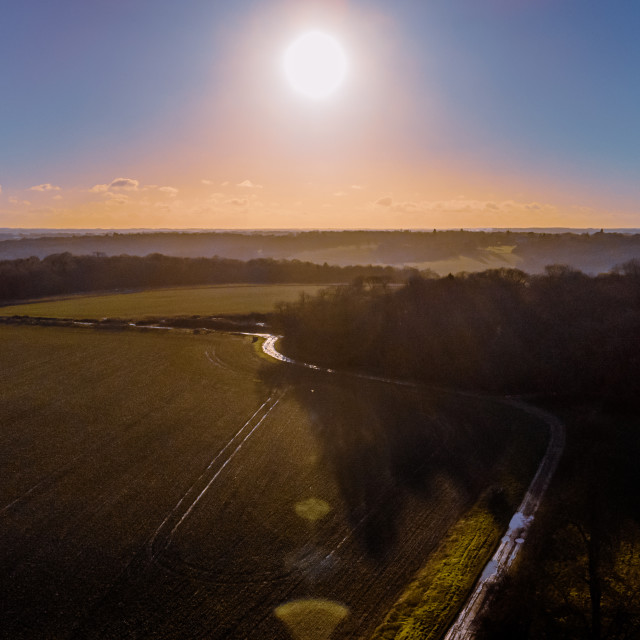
[275, 599, 349, 640]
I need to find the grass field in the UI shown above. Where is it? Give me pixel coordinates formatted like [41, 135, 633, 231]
[0, 324, 546, 639]
[371, 498, 503, 640]
[0, 283, 329, 319]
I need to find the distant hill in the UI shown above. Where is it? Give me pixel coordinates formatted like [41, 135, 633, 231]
[1, 229, 639, 275]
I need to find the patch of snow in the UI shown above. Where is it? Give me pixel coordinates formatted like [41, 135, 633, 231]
[480, 559, 499, 581]
[508, 512, 533, 531]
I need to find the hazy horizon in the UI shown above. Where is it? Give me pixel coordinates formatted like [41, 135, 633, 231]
[3, 226, 640, 236]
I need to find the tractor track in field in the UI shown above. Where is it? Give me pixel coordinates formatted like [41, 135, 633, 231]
[148, 389, 286, 579]
[259, 334, 566, 640]
[204, 346, 233, 372]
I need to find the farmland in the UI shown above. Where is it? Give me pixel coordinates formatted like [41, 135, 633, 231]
[0, 283, 328, 319]
[0, 324, 546, 639]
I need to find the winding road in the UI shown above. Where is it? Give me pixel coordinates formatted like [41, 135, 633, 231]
[260, 334, 566, 640]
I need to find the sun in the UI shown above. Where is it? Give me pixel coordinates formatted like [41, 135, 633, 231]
[283, 31, 348, 100]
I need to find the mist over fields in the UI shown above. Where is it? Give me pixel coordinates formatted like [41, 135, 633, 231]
[2, 229, 640, 275]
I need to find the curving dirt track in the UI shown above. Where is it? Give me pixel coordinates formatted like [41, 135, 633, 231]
[261, 335, 566, 640]
[443, 401, 565, 640]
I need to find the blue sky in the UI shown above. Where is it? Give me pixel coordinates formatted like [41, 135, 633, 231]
[1, 0, 638, 228]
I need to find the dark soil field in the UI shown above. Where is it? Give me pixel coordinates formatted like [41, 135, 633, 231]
[0, 325, 545, 639]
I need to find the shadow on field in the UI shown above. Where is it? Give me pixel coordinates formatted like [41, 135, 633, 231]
[259, 362, 509, 560]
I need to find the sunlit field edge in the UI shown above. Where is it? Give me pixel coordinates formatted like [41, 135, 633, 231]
[0, 283, 328, 319]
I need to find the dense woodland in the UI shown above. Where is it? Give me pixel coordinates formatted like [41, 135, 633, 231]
[276, 262, 640, 402]
[0, 253, 414, 303]
[1, 230, 640, 274]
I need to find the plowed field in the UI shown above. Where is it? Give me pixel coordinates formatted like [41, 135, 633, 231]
[0, 325, 545, 639]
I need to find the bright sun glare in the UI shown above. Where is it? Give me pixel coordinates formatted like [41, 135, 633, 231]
[284, 31, 347, 100]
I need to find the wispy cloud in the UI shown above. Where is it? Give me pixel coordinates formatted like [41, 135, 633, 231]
[158, 186, 178, 197]
[373, 196, 558, 217]
[30, 183, 61, 191]
[351, 184, 364, 190]
[236, 179, 263, 189]
[104, 192, 129, 206]
[109, 177, 139, 190]
[91, 177, 139, 193]
[201, 179, 212, 185]
[225, 198, 248, 207]
[9, 197, 31, 206]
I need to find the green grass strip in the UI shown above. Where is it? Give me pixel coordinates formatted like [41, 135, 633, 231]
[371, 498, 502, 640]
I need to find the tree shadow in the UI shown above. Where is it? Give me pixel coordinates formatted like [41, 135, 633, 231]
[259, 361, 510, 560]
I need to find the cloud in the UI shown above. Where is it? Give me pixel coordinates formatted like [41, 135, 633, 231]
[391, 201, 420, 213]
[370, 197, 559, 218]
[0, 185, 2, 194]
[91, 177, 139, 193]
[421, 199, 557, 215]
[225, 198, 248, 207]
[351, 184, 364, 190]
[220, 181, 229, 186]
[236, 179, 263, 189]
[333, 191, 346, 197]
[104, 191, 129, 203]
[201, 179, 212, 185]
[104, 193, 129, 206]
[158, 186, 178, 197]
[109, 177, 139, 190]
[53, 194, 63, 200]
[30, 183, 61, 191]
[9, 197, 31, 206]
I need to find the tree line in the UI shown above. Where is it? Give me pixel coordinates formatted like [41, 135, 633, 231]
[0, 252, 418, 303]
[2, 230, 639, 275]
[275, 262, 640, 402]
